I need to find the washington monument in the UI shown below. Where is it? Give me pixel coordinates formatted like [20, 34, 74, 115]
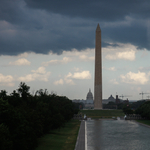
[94, 24, 102, 109]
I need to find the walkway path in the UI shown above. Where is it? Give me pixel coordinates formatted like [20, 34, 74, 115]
[75, 121, 85, 150]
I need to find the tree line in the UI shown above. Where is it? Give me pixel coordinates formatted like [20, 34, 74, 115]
[102, 100, 147, 115]
[0, 82, 79, 150]
[122, 100, 150, 118]
[135, 101, 150, 119]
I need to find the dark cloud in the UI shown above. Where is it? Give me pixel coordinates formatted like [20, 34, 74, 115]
[102, 23, 148, 50]
[0, 0, 150, 55]
[24, 0, 150, 21]
[0, 0, 25, 24]
[0, 14, 96, 55]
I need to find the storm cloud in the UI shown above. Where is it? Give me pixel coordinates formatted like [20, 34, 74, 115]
[24, 0, 150, 21]
[0, 0, 150, 55]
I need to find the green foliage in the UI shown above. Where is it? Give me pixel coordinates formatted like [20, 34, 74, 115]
[73, 103, 80, 113]
[17, 82, 31, 100]
[130, 100, 146, 110]
[36, 120, 80, 150]
[103, 102, 117, 109]
[117, 103, 124, 109]
[135, 101, 150, 119]
[0, 82, 76, 150]
[0, 90, 8, 100]
[136, 120, 150, 126]
[123, 104, 133, 114]
[0, 123, 13, 150]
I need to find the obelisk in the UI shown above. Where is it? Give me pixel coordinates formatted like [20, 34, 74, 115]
[94, 24, 102, 109]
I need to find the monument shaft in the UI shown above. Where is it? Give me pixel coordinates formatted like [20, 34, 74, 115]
[94, 24, 102, 109]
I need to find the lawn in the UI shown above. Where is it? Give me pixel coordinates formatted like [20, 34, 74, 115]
[80, 109, 124, 119]
[136, 120, 150, 126]
[36, 120, 80, 150]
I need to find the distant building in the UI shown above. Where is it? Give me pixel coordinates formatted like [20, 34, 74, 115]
[72, 99, 86, 104]
[102, 95, 116, 104]
[85, 89, 94, 109]
[72, 93, 125, 109]
[108, 95, 116, 102]
[115, 95, 121, 104]
[72, 89, 94, 109]
[123, 98, 129, 104]
[86, 89, 94, 103]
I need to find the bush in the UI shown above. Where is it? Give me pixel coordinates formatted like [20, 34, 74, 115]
[123, 104, 133, 114]
[0, 123, 12, 150]
[0, 82, 76, 150]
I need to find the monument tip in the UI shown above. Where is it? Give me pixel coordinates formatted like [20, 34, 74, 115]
[96, 23, 101, 31]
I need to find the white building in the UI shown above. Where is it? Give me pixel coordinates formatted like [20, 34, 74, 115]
[72, 90, 118, 108]
[72, 89, 94, 109]
[85, 89, 94, 109]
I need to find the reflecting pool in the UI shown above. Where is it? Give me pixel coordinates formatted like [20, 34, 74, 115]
[86, 120, 150, 150]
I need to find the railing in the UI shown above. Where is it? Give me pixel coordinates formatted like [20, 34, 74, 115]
[125, 114, 146, 120]
[73, 114, 83, 120]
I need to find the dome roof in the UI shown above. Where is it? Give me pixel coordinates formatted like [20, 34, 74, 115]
[108, 95, 115, 102]
[108, 95, 115, 100]
[86, 89, 93, 100]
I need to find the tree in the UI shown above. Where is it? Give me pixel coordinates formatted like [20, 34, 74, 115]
[8, 90, 21, 107]
[10, 90, 20, 98]
[123, 104, 133, 114]
[0, 83, 76, 150]
[17, 82, 30, 100]
[0, 123, 12, 150]
[135, 101, 150, 119]
[0, 90, 7, 100]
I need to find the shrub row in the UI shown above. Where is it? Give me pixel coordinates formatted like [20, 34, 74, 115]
[0, 82, 78, 150]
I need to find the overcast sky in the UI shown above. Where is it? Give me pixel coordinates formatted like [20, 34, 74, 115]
[1, 0, 150, 101]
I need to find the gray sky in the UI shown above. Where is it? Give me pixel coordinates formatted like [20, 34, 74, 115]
[0, 0, 150, 100]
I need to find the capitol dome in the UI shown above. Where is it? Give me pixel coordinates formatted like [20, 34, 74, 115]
[86, 89, 94, 104]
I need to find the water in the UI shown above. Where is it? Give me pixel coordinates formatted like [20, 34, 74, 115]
[86, 120, 150, 150]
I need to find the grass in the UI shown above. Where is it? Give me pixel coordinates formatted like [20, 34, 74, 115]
[35, 120, 80, 150]
[80, 109, 124, 119]
[136, 120, 150, 126]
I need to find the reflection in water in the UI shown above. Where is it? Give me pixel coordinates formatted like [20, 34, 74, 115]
[87, 120, 150, 150]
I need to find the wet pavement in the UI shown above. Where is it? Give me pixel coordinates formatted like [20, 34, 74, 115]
[86, 120, 150, 150]
[75, 121, 85, 150]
